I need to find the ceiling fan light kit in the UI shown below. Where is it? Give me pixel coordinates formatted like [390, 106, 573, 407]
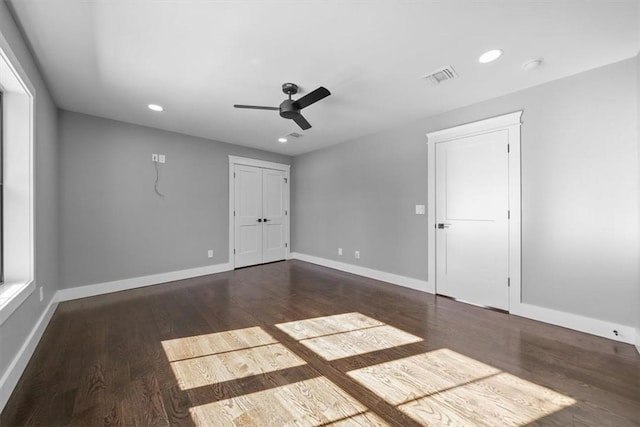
[234, 82, 331, 131]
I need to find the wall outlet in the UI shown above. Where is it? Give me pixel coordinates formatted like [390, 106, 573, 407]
[159, 154, 166, 164]
[355, 250, 360, 259]
[338, 248, 343, 256]
[39, 287, 43, 302]
[415, 204, 426, 215]
[152, 153, 159, 162]
[207, 249, 213, 258]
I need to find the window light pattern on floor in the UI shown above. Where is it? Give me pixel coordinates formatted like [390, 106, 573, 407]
[163, 327, 305, 390]
[276, 312, 422, 360]
[348, 348, 576, 426]
[276, 312, 384, 340]
[160, 313, 576, 426]
[188, 377, 387, 426]
[161, 326, 278, 362]
[169, 342, 306, 389]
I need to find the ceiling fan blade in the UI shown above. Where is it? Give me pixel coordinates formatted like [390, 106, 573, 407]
[293, 114, 312, 130]
[234, 104, 279, 111]
[292, 87, 331, 110]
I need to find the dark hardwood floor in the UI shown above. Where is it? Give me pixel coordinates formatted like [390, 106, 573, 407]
[2, 260, 639, 426]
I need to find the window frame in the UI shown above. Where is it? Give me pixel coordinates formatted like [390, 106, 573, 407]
[0, 34, 36, 327]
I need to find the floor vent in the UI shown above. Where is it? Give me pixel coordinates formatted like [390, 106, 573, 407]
[423, 66, 458, 85]
[287, 132, 304, 138]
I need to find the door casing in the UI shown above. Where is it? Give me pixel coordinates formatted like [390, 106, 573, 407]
[426, 111, 522, 311]
[228, 156, 290, 269]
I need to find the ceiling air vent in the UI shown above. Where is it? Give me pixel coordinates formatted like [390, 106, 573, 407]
[287, 132, 304, 138]
[423, 66, 458, 86]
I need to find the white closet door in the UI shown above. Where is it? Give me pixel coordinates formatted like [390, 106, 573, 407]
[261, 168, 287, 263]
[234, 165, 263, 268]
[435, 130, 510, 310]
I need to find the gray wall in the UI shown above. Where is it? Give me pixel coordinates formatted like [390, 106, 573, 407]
[59, 111, 291, 289]
[0, 1, 59, 392]
[293, 58, 638, 327]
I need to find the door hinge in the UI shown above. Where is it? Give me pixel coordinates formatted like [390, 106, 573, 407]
[234, 210, 236, 216]
[285, 243, 288, 248]
[284, 177, 288, 184]
[285, 210, 288, 215]
[507, 144, 510, 153]
[234, 172, 236, 178]
[508, 277, 511, 287]
[234, 249, 236, 254]
[508, 210, 510, 219]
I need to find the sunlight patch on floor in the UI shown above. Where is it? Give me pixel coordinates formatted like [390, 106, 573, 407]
[348, 348, 500, 404]
[188, 376, 389, 426]
[276, 312, 384, 340]
[277, 312, 422, 361]
[161, 326, 278, 362]
[300, 324, 422, 361]
[348, 348, 576, 426]
[170, 343, 306, 389]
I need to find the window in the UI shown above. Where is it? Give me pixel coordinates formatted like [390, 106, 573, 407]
[0, 40, 35, 326]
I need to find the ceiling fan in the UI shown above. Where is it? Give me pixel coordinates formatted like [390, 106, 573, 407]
[234, 83, 331, 130]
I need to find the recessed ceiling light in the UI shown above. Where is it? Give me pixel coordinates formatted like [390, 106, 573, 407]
[278, 137, 287, 143]
[148, 104, 164, 112]
[479, 49, 503, 64]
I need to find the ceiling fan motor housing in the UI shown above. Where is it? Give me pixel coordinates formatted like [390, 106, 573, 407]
[279, 99, 300, 119]
[282, 82, 298, 96]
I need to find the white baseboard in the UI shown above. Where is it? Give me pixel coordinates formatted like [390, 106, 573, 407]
[290, 252, 432, 293]
[0, 296, 58, 412]
[291, 252, 636, 347]
[56, 262, 233, 302]
[511, 302, 635, 345]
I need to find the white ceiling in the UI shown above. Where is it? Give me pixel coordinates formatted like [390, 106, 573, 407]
[9, 0, 639, 156]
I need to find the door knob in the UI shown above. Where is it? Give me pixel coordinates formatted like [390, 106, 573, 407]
[257, 218, 263, 222]
[437, 223, 451, 229]
[263, 218, 271, 222]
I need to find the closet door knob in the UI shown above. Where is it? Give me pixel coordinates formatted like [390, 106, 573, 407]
[257, 218, 263, 222]
[263, 218, 271, 222]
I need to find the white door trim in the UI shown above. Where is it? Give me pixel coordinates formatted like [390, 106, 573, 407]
[228, 156, 291, 269]
[426, 111, 523, 311]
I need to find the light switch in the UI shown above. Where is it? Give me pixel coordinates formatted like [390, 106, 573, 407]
[159, 154, 166, 163]
[415, 204, 426, 215]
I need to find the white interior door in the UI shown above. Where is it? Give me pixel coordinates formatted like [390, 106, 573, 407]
[234, 164, 288, 268]
[234, 165, 263, 268]
[261, 169, 287, 263]
[435, 130, 510, 310]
